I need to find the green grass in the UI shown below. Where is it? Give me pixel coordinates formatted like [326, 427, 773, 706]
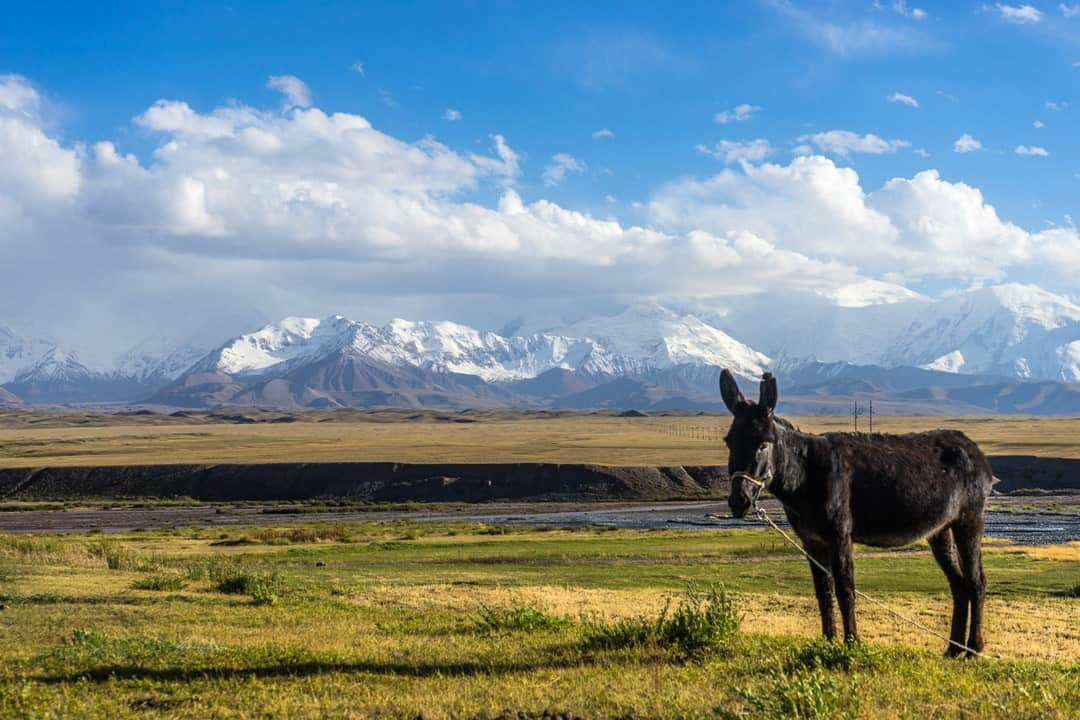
[0, 521, 1078, 719]
[130, 574, 187, 592]
[581, 581, 740, 656]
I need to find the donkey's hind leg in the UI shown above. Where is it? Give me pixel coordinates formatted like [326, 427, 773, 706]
[953, 515, 987, 657]
[804, 539, 837, 640]
[928, 527, 968, 657]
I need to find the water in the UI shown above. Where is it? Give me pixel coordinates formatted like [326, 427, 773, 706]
[459, 502, 1080, 545]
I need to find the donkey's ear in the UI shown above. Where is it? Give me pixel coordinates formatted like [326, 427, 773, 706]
[719, 369, 745, 414]
[759, 371, 778, 413]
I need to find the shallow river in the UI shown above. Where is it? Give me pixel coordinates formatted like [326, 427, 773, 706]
[1, 501, 1077, 545]
[458, 502, 1080, 546]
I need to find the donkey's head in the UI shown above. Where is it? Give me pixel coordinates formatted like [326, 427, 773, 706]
[720, 369, 778, 518]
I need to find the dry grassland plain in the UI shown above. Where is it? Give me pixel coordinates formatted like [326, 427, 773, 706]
[2, 410, 1079, 468]
[1, 411, 1079, 718]
[1, 523, 1079, 719]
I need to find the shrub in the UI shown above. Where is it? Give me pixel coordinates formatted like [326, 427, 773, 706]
[1059, 582, 1080, 598]
[214, 569, 282, 605]
[471, 603, 567, 633]
[582, 581, 740, 656]
[130, 574, 187, 592]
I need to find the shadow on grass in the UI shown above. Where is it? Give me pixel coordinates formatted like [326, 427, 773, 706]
[33, 655, 596, 684]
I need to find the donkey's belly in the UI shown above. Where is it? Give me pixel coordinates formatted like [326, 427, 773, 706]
[849, 479, 962, 548]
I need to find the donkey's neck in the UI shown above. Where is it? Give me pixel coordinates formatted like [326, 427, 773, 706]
[771, 417, 814, 499]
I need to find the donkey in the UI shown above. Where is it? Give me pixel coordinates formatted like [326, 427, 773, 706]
[720, 369, 993, 657]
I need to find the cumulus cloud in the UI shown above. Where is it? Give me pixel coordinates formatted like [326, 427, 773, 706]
[887, 91, 919, 108]
[3, 72, 1079, 357]
[351, 61, 366, 76]
[1034, 119, 1045, 128]
[953, 133, 983, 153]
[695, 139, 772, 164]
[649, 156, 1071, 284]
[1016, 145, 1049, 156]
[713, 104, 760, 124]
[266, 75, 311, 108]
[541, 153, 586, 187]
[991, 4, 1043, 23]
[591, 128, 614, 140]
[797, 130, 910, 156]
[443, 108, 462, 121]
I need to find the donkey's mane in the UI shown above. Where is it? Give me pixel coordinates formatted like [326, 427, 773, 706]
[774, 415, 799, 432]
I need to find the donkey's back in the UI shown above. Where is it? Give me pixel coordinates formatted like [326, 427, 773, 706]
[822, 429, 993, 548]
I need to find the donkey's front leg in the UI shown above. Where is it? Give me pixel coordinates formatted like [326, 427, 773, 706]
[804, 540, 837, 640]
[830, 532, 859, 642]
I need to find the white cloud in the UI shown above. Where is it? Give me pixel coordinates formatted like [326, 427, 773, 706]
[770, 0, 929, 55]
[541, 153, 587, 187]
[266, 75, 311, 108]
[1033, 119, 1045, 128]
[443, 108, 462, 121]
[890, 1, 928, 19]
[591, 128, 615, 140]
[649, 156, 1064, 283]
[888, 91, 919, 108]
[1045, 99, 1068, 110]
[953, 133, 983, 153]
[797, 130, 910, 156]
[695, 139, 772, 164]
[1061, 4, 1080, 17]
[913, 148, 930, 157]
[936, 89, 959, 102]
[4, 72, 1080, 355]
[713, 104, 760, 124]
[992, 3, 1044, 23]
[351, 61, 365, 76]
[1016, 145, 1049, 156]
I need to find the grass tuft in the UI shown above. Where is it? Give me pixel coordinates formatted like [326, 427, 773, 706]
[742, 666, 861, 720]
[213, 568, 283, 605]
[130, 574, 187, 592]
[470, 603, 567, 633]
[784, 638, 885, 673]
[582, 581, 740, 656]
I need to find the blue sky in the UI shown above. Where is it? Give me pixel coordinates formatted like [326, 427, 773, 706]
[1, 1, 1079, 351]
[5, 1, 1076, 223]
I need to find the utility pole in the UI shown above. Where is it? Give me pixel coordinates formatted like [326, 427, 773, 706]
[868, 400, 873, 433]
[853, 400, 859, 432]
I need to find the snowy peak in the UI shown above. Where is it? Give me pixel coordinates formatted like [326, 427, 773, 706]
[189, 305, 771, 387]
[542, 303, 770, 377]
[13, 347, 94, 384]
[114, 337, 210, 384]
[1, 325, 55, 384]
[207, 315, 357, 376]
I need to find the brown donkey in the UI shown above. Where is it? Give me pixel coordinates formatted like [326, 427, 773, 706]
[721, 369, 993, 657]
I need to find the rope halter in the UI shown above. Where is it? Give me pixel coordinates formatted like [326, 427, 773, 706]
[731, 442, 774, 508]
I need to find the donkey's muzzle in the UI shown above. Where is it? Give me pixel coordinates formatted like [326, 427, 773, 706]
[728, 483, 754, 518]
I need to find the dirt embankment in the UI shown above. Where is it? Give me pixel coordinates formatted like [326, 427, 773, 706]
[989, 456, 1080, 493]
[0, 463, 726, 502]
[0, 456, 1074, 501]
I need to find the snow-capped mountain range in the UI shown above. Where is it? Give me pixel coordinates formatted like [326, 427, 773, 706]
[4, 283, 1080, 413]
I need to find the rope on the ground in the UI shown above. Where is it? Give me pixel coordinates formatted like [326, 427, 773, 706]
[752, 505, 992, 659]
